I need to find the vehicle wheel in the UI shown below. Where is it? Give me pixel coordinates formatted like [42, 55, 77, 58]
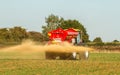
[84, 51, 89, 59]
[45, 52, 56, 59]
[77, 51, 89, 60]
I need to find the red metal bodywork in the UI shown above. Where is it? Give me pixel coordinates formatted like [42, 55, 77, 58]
[48, 28, 79, 43]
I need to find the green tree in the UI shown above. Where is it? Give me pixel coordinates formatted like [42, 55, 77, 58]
[93, 37, 103, 43]
[59, 19, 89, 42]
[113, 40, 119, 42]
[42, 14, 64, 40]
[42, 14, 89, 42]
[28, 31, 43, 42]
[9, 26, 28, 42]
[0, 28, 14, 42]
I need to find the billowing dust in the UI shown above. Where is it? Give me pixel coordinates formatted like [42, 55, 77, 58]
[0, 40, 94, 59]
[1, 40, 93, 52]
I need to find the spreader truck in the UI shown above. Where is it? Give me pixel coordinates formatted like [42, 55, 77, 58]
[45, 28, 89, 60]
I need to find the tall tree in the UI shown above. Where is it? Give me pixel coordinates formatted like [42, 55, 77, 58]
[42, 14, 64, 40]
[59, 20, 89, 42]
[42, 14, 89, 42]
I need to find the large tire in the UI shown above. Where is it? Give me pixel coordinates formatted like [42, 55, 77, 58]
[61, 53, 74, 60]
[45, 52, 74, 60]
[45, 51, 88, 60]
[45, 52, 56, 59]
[77, 51, 89, 60]
[84, 51, 89, 59]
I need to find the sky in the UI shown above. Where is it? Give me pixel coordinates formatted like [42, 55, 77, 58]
[0, 0, 120, 42]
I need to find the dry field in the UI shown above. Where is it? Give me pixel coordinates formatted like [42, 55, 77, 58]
[0, 52, 120, 75]
[0, 41, 120, 75]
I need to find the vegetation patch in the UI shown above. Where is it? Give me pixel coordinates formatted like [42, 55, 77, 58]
[0, 53, 120, 75]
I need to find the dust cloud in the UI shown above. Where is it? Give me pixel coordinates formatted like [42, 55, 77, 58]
[0, 40, 93, 53]
[0, 40, 94, 59]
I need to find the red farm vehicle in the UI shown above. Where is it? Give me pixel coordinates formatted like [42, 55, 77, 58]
[45, 28, 89, 60]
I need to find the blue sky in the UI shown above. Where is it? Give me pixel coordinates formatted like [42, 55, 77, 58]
[0, 0, 120, 42]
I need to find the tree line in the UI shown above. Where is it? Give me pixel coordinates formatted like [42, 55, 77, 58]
[0, 14, 89, 44]
[0, 14, 119, 46]
[0, 26, 43, 44]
